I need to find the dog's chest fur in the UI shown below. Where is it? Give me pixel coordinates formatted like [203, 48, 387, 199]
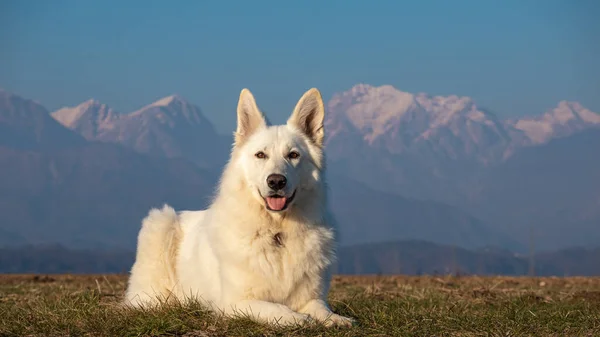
[242, 219, 334, 304]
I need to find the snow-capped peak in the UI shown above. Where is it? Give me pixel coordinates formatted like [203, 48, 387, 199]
[52, 99, 117, 128]
[131, 94, 191, 117]
[553, 101, 600, 124]
[129, 94, 211, 128]
[512, 101, 600, 144]
[148, 94, 186, 108]
[51, 99, 119, 140]
[80, 98, 101, 107]
[328, 84, 416, 135]
[327, 84, 500, 142]
[325, 84, 515, 163]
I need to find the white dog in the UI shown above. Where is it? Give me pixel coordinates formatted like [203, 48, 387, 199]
[124, 88, 353, 327]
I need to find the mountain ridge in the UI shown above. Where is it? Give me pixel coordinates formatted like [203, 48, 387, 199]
[51, 94, 230, 168]
[2, 87, 599, 251]
[2, 90, 511, 251]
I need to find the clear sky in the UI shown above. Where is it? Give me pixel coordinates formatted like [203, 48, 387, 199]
[1, 0, 599, 132]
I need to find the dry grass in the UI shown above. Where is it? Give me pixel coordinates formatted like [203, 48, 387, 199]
[1, 274, 600, 336]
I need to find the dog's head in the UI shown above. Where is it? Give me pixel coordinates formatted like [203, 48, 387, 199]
[231, 88, 325, 213]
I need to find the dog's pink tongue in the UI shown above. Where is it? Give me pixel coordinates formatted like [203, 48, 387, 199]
[266, 197, 286, 211]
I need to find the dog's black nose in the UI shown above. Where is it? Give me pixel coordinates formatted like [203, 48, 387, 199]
[267, 174, 287, 190]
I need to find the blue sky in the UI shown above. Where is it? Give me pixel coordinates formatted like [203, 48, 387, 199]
[1, 0, 598, 132]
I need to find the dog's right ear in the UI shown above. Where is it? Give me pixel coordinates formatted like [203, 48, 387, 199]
[235, 89, 267, 146]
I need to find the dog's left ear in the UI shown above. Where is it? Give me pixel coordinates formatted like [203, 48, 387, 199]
[287, 88, 325, 147]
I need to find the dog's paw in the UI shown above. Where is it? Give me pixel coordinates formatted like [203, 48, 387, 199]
[322, 313, 355, 328]
[273, 312, 313, 327]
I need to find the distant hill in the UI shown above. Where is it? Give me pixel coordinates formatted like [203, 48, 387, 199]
[327, 174, 519, 250]
[334, 240, 600, 276]
[2, 241, 599, 276]
[469, 129, 600, 250]
[0, 244, 134, 274]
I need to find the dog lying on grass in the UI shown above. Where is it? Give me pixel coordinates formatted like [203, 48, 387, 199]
[124, 88, 353, 327]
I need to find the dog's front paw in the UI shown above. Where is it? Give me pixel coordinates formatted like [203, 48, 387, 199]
[322, 313, 355, 328]
[273, 312, 312, 327]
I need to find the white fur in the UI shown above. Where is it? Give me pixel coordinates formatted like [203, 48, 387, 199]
[124, 88, 353, 327]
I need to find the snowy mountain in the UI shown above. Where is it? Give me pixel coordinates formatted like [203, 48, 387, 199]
[323, 84, 600, 250]
[325, 84, 510, 199]
[52, 99, 120, 140]
[509, 101, 600, 145]
[51, 95, 229, 168]
[324, 84, 600, 200]
[327, 84, 600, 164]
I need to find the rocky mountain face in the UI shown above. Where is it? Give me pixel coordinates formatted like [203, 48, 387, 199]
[52, 95, 230, 169]
[325, 85, 600, 200]
[326, 84, 514, 164]
[325, 84, 514, 200]
[52, 99, 120, 140]
[326, 85, 600, 163]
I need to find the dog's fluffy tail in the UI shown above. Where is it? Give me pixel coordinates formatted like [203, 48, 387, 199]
[124, 204, 182, 308]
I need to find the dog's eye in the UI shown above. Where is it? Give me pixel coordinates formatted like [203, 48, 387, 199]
[255, 151, 267, 159]
[288, 151, 300, 160]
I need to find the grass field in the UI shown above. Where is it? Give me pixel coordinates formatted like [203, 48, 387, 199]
[1, 274, 599, 336]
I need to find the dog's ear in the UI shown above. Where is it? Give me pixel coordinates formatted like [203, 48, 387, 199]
[235, 89, 267, 146]
[287, 88, 325, 147]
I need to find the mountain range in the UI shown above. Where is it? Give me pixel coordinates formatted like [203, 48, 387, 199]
[1, 85, 599, 252]
[0, 90, 218, 249]
[324, 84, 600, 250]
[52, 95, 230, 169]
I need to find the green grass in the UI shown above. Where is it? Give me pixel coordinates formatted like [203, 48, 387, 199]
[1, 274, 599, 336]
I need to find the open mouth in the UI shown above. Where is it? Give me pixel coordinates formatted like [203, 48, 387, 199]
[264, 190, 296, 212]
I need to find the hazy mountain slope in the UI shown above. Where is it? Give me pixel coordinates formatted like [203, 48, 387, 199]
[0, 143, 219, 249]
[327, 174, 519, 250]
[0, 92, 219, 249]
[0, 89, 84, 150]
[469, 129, 600, 250]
